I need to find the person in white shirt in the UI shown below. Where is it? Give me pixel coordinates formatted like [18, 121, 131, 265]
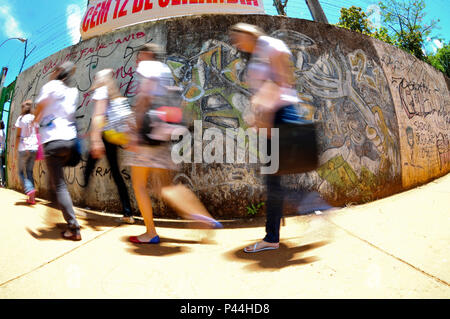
[126, 44, 222, 245]
[34, 61, 82, 241]
[15, 100, 39, 203]
[0, 120, 5, 187]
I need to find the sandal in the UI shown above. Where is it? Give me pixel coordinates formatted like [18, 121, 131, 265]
[61, 230, 82, 241]
[129, 235, 160, 244]
[244, 241, 279, 253]
[26, 190, 36, 205]
[190, 214, 223, 229]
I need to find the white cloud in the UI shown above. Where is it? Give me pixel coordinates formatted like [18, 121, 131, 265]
[433, 39, 443, 50]
[425, 37, 443, 54]
[428, 39, 443, 54]
[367, 4, 381, 30]
[0, 5, 26, 39]
[66, 4, 82, 44]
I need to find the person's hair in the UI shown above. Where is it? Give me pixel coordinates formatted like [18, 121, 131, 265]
[21, 100, 33, 116]
[137, 43, 165, 60]
[55, 61, 76, 85]
[229, 23, 265, 38]
[0, 120, 4, 130]
[90, 69, 122, 99]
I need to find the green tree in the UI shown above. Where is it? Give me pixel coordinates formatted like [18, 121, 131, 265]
[337, 6, 373, 35]
[378, 0, 439, 61]
[337, 6, 396, 46]
[428, 43, 450, 77]
[372, 26, 396, 46]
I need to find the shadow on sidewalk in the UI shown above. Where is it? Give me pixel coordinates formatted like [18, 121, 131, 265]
[123, 236, 192, 257]
[26, 223, 68, 241]
[14, 199, 44, 207]
[122, 233, 220, 257]
[39, 202, 125, 231]
[25, 203, 122, 241]
[224, 240, 330, 271]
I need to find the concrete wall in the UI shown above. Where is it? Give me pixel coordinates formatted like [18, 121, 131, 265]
[6, 14, 450, 218]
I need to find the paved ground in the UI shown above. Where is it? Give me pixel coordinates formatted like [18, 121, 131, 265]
[0, 174, 449, 299]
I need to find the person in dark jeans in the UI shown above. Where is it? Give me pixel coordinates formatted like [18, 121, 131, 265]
[84, 69, 134, 223]
[34, 61, 82, 241]
[44, 139, 81, 233]
[83, 136, 133, 223]
[229, 23, 301, 252]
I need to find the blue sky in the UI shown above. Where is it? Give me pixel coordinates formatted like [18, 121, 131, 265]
[0, 0, 448, 124]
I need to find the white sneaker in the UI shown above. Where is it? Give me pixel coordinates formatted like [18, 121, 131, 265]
[120, 216, 135, 224]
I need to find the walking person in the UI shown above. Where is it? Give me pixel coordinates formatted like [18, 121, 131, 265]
[126, 44, 222, 244]
[33, 61, 82, 241]
[229, 23, 301, 253]
[0, 120, 6, 187]
[84, 69, 135, 224]
[15, 101, 39, 204]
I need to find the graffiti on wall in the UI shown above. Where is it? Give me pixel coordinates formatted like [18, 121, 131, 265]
[10, 18, 447, 213]
[377, 43, 450, 187]
[164, 30, 401, 202]
[7, 30, 151, 204]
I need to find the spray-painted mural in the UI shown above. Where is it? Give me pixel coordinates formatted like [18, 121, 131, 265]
[374, 40, 450, 188]
[164, 29, 401, 204]
[6, 15, 449, 217]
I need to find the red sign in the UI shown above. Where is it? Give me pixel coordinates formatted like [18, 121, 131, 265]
[81, 0, 265, 39]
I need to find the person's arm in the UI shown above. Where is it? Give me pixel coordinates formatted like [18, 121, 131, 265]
[126, 77, 154, 150]
[269, 50, 295, 89]
[33, 97, 50, 126]
[14, 119, 22, 162]
[15, 127, 21, 151]
[249, 49, 296, 132]
[126, 90, 151, 151]
[90, 99, 108, 158]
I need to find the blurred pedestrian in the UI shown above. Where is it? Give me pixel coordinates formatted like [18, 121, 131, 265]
[15, 100, 39, 204]
[0, 120, 5, 187]
[229, 23, 300, 253]
[33, 61, 82, 241]
[126, 43, 222, 244]
[84, 69, 135, 224]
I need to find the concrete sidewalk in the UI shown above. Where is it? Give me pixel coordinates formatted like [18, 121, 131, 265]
[0, 174, 449, 299]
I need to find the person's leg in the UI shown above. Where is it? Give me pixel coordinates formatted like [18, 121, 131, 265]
[44, 140, 81, 236]
[23, 151, 37, 203]
[130, 166, 158, 242]
[0, 153, 4, 186]
[103, 137, 133, 218]
[18, 151, 27, 192]
[244, 133, 285, 252]
[160, 177, 222, 228]
[25, 151, 37, 192]
[83, 151, 98, 187]
[263, 173, 284, 243]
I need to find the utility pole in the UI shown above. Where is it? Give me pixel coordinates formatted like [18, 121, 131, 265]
[18, 39, 36, 75]
[305, 0, 328, 24]
[273, 0, 288, 16]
